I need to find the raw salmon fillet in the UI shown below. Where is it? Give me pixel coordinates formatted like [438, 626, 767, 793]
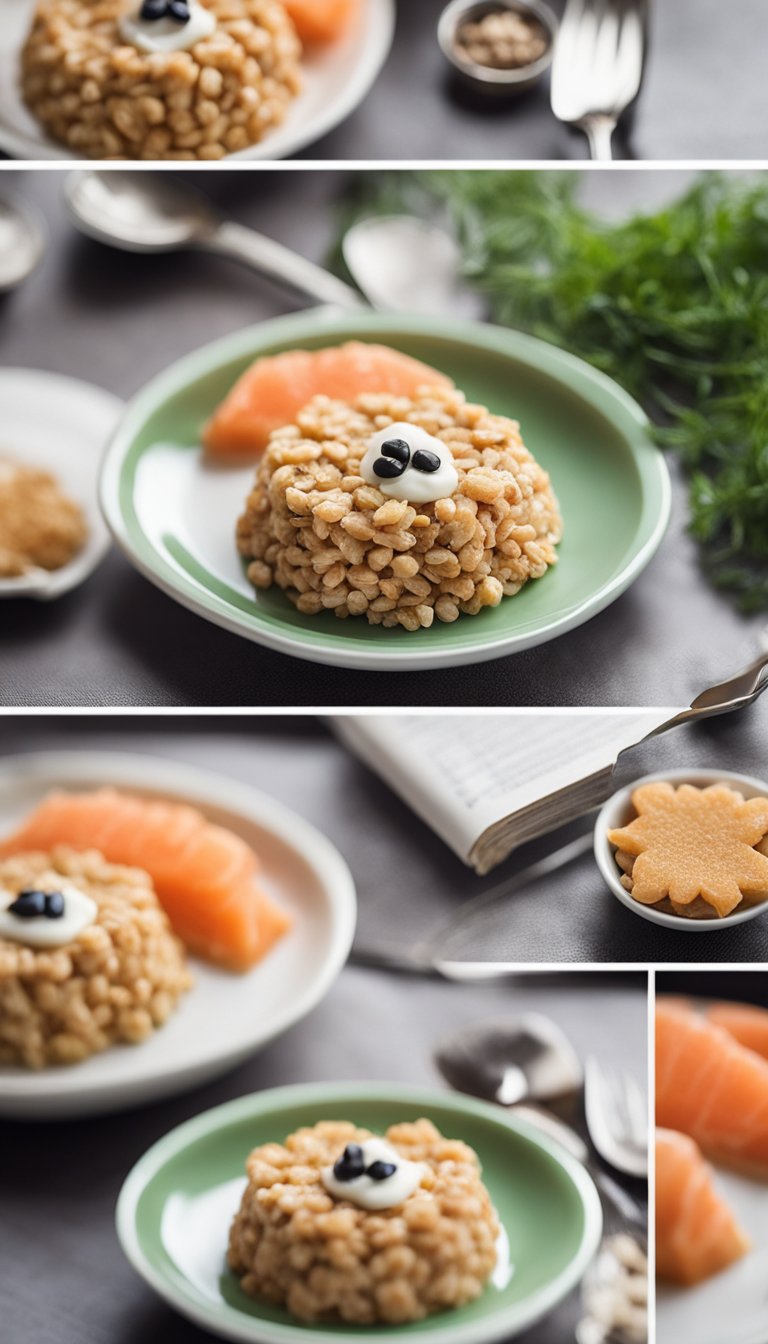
[656, 998, 768, 1174]
[203, 342, 453, 460]
[283, 0, 359, 43]
[656, 1128, 750, 1285]
[0, 789, 291, 972]
[706, 1001, 768, 1061]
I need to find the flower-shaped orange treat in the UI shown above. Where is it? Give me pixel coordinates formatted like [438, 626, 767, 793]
[608, 782, 768, 918]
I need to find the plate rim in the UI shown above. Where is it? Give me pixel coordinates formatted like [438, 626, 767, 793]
[100, 307, 671, 672]
[0, 0, 395, 163]
[0, 749, 358, 1114]
[0, 366, 122, 601]
[116, 1079, 604, 1344]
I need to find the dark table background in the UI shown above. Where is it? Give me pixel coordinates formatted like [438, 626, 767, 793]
[2, 0, 767, 161]
[1, 167, 765, 709]
[0, 714, 648, 1344]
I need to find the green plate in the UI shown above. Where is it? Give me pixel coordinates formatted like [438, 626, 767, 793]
[116, 1082, 603, 1344]
[100, 309, 670, 671]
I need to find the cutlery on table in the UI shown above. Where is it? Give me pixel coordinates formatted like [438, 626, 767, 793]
[550, 0, 648, 160]
[64, 170, 362, 311]
[584, 1056, 648, 1179]
[348, 827, 596, 978]
[435, 1016, 646, 1226]
[63, 171, 480, 318]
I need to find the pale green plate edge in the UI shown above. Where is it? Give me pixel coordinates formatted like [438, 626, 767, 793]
[100, 308, 671, 671]
[116, 1081, 603, 1344]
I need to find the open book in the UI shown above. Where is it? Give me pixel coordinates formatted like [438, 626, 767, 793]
[333, 711, 679, 874]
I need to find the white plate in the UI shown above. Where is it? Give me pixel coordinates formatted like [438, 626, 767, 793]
[0, 751, 357, 1118]
[0, 368, 121, 600]
[0, 0, 394, 162]
[658, 1165, 768, 1344]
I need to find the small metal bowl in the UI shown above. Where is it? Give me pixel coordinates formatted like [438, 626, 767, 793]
[438, 0, 557, 97]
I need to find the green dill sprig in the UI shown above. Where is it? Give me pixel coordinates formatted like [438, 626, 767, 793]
[334, 171, 768, 611]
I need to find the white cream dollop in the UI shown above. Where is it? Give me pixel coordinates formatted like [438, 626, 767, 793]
[0, 883, 98, 949]
[360, 423, 459, 505]
[321, 1137, 428, 1211]
[119, 1, 216, 54]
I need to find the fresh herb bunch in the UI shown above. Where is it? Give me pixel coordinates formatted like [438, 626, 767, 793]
[334, 172, 768, 611]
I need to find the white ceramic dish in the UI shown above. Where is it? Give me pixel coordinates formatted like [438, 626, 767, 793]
[658, 1161, 768, 1344]
[0, 0, 394, 162]
[0, 750, 357, 1118]
[0, 368, 121, 600]
[595, 767, 768, 932]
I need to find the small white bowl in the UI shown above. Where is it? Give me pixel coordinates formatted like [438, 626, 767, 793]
[594, 767, 768, 933]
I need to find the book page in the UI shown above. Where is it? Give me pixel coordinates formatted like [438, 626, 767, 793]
[333, 711, 677, 859]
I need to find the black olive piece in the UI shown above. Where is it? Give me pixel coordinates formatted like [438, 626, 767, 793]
[8, 889, 48, 918]
[411, 449, 441, 474]
[168, 0, 191, 21]
[140, 0, 167, 19]
[381, 439, 411, 464]
[367, 1160, 397, 1182]
[44, 892, 66, 919]
[373, 458, 407, 479]
[333, 1143, 366, 1182]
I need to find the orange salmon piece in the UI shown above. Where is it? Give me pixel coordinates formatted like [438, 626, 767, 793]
[706, 1001, 768, 1062]
[283, 0, 359, 43]
[0, 788, 291, 973]
[656, 1128, 750, 1285]
[656, 999, 768, 1175]
[203, 342, 453, 461]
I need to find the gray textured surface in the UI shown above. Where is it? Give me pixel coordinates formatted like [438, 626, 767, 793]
[0, 167, 765, 708]
[0, 717, 647, 1344]
[2, 0, 767, 160]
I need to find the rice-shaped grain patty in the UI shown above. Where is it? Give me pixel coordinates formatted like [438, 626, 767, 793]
[236, 387, 562, 630]
[0, 848, 192, 1068]
[21, 0, 302, 161]
[228, 1118, 500, 1324]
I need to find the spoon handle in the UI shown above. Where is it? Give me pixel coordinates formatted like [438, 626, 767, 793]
[205, 221, 364, 311]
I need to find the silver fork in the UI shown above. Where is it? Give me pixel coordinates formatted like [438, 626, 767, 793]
[550, 0, 648, 160]
[584, 1056, 648, 1178]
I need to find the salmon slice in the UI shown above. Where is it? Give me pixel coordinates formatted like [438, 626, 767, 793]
[656, 999, 768, 1175]
[203, 342, 454, 461]
[0, 789, 291, 973]
[283, 0, 359, 43]
[656, 1128, 750, 1285]
[706, 1001, 768, 1062]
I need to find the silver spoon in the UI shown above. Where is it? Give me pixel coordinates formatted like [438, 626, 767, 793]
[64, 171, 481, 319]
[63, 170, 363, 311]
[436, 1018, 645, 1225]
[342, 214, 487, 320]
[435, 1012, 584, 1111]
[0, 192, 46, 293]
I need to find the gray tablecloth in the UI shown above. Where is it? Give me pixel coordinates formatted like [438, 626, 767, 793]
[2, 0, 766, 161]
[0, 718, 647, 1344]
[1, 168, 765, 709]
